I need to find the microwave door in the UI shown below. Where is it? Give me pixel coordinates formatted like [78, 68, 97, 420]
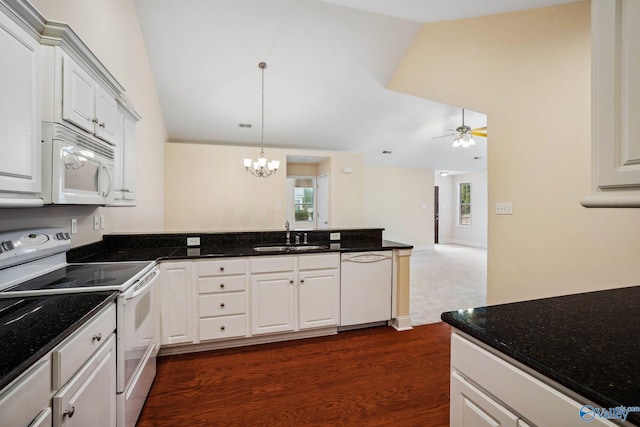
[52, 142, 104, 204]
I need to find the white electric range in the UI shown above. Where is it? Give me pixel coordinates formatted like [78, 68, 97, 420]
[0, 228, 160, 427]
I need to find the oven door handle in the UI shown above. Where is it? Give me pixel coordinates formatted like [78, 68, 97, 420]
[126, 269, 159, 300]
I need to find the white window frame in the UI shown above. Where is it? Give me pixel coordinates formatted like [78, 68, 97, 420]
[287, 176, 317, 230]
[458, 181, 472, 227]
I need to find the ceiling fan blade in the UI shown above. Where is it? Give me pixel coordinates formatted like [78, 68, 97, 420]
[472, 126, 487, 131]
[432, 133, 455, 139]
[471, 130, 487, 137]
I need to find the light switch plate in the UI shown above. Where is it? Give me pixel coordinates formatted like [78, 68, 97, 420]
[330, 232, 341, 241]
[93, 216, 100, 230]
[100, 215, 105, 229]
[187, 237, 201, 246]
[71, 219, 77, 234]
[496, 202, 513, 215]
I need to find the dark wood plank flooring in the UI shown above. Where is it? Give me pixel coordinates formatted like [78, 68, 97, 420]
[137, 322, 451, 427]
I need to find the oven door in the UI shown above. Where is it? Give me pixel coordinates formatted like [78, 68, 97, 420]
[117, 266, 160, 393]
[51, 139, 114, 205]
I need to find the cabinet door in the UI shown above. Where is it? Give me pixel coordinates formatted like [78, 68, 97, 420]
[298, 269, 339, 329]
[251, 272, 295, 335]
[53, 334, 116, 427]
[29, 407, 52, 427]
[112, 115, 124, 200]
[122, 118, 136, 200]
[62, 54, 96, 134]
[159, 262, 195, 345]
[451, 371, 519, 427]
[94, 86, 119, 144]
[0, 11, 41, 194]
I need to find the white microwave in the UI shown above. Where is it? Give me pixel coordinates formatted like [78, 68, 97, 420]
[41, 122, 115, 205]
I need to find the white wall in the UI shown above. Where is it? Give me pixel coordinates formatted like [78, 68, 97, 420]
[434, 174, 453, 243]
[364, 166, 434, 248]
[452, 171, 488, 248]
[0, 0, 167, 246]
[390, 1, 640, 304]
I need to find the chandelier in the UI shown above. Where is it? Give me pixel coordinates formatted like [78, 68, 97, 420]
[243, 62, 280, 178]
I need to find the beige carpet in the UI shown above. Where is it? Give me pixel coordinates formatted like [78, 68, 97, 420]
[410, 244, 487, 326]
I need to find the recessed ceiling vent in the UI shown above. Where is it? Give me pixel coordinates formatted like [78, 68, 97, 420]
[238, 123, 252, 128]
[382, 150, 392, 154]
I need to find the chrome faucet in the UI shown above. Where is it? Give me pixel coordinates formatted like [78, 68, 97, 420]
[295, 233, 300, 245]
[285, 220, 290, 245]
[303, 233, 308, 245]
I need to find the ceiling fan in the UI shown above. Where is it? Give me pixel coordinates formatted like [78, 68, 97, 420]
[433, 109, 487, 148]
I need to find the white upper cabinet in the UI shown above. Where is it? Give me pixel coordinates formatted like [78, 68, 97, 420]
[61, 53, 118, 144]
[112, 110, 138, 205]
[583, 0, 640, 207]
[0, 6, 42, 202]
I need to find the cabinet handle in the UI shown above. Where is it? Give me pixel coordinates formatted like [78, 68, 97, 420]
[92, 118, 99, 124]
[219, 283, 225, 289]
[289, 280, 294, 284]
[220, 266, 225, 272]
[92, 332, 102, 342]
[99, 122, 106, 128]
[220, 325, 226, 331]
[63, 406, 75, 418]
[300, 279, 305, 283]
[220, 303, 225, 308]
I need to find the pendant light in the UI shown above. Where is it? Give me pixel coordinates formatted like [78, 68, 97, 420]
[243, 62, 280, 178]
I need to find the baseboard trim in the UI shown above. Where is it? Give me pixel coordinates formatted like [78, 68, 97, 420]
[159, 327, 338, 356]
[391, 316, 413, 331]
[451, 239, 487, 249]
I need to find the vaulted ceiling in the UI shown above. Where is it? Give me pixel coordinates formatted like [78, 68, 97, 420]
[134, 0, 579, 173]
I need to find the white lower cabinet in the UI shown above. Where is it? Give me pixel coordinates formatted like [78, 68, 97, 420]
[450, 331, 617, 427]
[53, 334, 116, 427]
[250, 254, 339, 335]
[0, 357, 52, 427]
[159, 261, 195, 345]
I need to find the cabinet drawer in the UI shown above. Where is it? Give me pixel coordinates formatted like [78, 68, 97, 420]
[298, 253, 340, 270]
[198, 259, 246, 276]
[250, 256, 295, 273]
[198, 275, 246, 294]
[451, 333, 617, 427]
[199, 292, 246, 317]
[200, 315, 247, 341]
[52, 303, 116, 389]
[0, 357, 52, 427]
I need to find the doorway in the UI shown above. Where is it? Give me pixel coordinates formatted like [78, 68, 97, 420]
[316, 174, 329, 229]
[434, 185, 439, 244]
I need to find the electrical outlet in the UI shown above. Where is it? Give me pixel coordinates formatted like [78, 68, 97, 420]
[100, 215, 105, 229]
[187, 237, 200, 246]
[93, 216, 100, 230]
[330, 232, 341, 241]
[496, 202, 513, 215]
[71, 219, 77, 234]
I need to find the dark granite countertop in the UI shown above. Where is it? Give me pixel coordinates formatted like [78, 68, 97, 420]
[68, 236, 412, 263]
[0, 291, 117, 390]
[441, 286, 640, 425]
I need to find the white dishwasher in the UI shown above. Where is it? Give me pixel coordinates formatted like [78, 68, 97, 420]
[340, 251, 392, 328]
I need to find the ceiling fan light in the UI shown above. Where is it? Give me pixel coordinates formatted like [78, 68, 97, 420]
[452, 139, 460, 148]
[469, 137, 475, 146]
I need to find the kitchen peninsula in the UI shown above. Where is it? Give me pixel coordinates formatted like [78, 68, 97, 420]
[442, 286, 640, 426]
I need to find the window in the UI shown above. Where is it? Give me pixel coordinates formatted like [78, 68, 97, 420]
[290, 177, 315, 225]
[459, 182, 471, 226]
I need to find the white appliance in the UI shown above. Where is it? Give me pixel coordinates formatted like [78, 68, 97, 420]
[0, 228, 159, 427]
[340, 251, 392, 328]
[41, 122, 115, 205]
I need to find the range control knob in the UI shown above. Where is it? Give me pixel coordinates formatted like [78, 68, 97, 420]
[1, 241, 15, 252]
[56, 232, 65, 240]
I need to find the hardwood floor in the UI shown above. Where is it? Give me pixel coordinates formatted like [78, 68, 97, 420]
[137, 323, 451, 427]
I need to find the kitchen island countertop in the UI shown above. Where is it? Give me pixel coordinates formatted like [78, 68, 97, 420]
[441, 286, 640, 425]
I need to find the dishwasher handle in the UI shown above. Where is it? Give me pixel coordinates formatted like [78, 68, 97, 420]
[342, 254, 391, 263]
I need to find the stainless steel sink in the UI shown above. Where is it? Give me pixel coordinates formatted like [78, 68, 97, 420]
[253, 245, 328, 252]
[288, 245, 327, 251]
[253, 246, 290, 252]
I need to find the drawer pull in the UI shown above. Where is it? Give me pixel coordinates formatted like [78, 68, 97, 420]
[220, 303, 225, 308]
[220, 283, 225, 289]
[63, 406, 75, 418]
[92, 332, 102, 342]
[220, 266, 225, 272]
[289, 280, 294, 284]
[300, 279, 305, 283]
[220, 325, 226, 331]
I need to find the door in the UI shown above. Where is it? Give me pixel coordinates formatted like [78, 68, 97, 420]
[251, 272, 295, 335]
[298, 269, 339, 329]
[159, 262, 194, 345]
[434, 185, 440, 244]
[317, 174, 329, 229]
[0, 10, 41, 194]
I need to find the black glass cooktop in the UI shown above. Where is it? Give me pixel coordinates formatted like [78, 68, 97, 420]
[4, 262, 151, 292]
